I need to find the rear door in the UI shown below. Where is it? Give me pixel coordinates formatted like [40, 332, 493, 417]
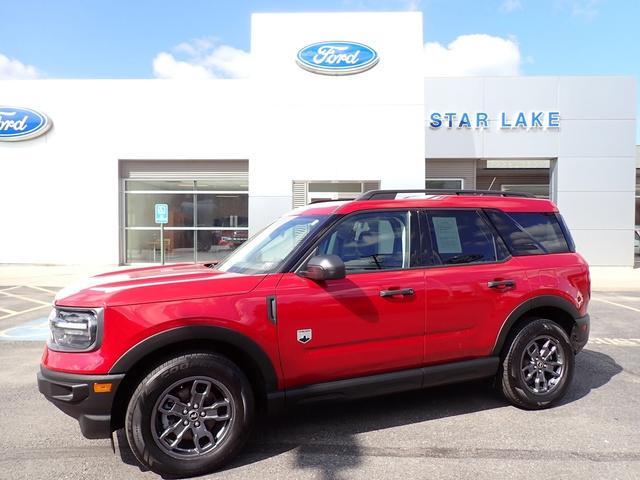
[275, 209, 426, 388]
[423, 209, 531, 364]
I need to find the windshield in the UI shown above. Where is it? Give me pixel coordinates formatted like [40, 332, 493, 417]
[217, 215, 329, 274]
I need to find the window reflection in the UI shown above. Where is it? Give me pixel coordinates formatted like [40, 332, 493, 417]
[196, 195, 248, 228]
[126, 193, 194, 228]
[123, 178, 249, 264]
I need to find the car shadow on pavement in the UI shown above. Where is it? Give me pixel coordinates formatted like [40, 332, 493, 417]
[558, 348, 623, 406]
[117, 348, 621, 479]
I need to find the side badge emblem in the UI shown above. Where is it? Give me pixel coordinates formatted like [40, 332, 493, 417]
[297, 329, 312, 344]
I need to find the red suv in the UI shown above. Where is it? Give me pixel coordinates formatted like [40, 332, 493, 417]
[38, 190, 590, 477]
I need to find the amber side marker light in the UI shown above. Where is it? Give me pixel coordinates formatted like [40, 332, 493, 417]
[93, 383, 113, 393]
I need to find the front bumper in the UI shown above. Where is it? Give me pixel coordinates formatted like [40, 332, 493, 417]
[570, 314, 590, 353]
[37, 366, 124, 439]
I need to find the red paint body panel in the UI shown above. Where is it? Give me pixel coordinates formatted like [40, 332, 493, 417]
[43, 271, 285, 388]
[275, 270, 425, 388]
[518, 253, 591, 316]
[54, 263, 265, 308]
[425, 257, 531, 363]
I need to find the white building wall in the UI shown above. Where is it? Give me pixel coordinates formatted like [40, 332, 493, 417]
[0, 80, 250, 264]
[248, 12, 426, 233]
[425, 76, 636, 266]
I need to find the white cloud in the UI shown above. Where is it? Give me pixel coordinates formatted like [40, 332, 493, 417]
[500, 0, 523, 13]
[424, 34, 523, 76]
[0, 53, 39, 79]
[153, 38, 251, 80]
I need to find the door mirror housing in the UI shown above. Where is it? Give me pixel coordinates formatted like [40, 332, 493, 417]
[299, 255, 346, 281]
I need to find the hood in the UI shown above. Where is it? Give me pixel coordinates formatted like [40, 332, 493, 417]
[55, 263, 266, 308]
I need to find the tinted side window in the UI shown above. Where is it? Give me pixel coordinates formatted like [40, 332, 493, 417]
[317, 211, 418, 272]
[486, 210, 571, 255]
[426, 210, 509, 265]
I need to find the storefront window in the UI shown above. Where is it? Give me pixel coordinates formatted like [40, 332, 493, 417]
[123, 179, 248, 264]
[126, 193, 194, 228]
[425, 179, 464, 190]
[196, 194, 248, 228]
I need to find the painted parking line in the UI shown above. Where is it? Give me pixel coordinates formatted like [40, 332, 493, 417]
[591, 297, 640, 314]
[24, 285, 58, 295]
[0, 317, 49, 341]
[0, 304, 50, 321]
[589, 337, 640, 346]
[0, 286, 21, 293]
[0, 290, 51, 306]
[0, 307, 16, 314]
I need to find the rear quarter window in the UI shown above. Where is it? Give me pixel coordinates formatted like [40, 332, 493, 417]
[486, 210, 572, 255]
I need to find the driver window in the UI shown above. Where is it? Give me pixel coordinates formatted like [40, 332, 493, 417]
[317, 211, 415, 272]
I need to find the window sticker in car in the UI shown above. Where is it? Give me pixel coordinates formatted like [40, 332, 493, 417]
[432, 217, 462, 254]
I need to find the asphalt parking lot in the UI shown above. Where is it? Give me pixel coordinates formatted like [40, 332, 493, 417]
[1, 285, 639, 479]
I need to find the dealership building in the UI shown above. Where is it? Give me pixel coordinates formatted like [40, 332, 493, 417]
[0, 12, 637, 266]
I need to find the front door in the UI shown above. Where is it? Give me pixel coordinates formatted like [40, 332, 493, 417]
[276, 210, 425, 388]
[423, 209, 531, 364]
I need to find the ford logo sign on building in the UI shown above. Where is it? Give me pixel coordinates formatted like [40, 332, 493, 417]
[296, 41, 379, 75]
[0, 107, 52, 142]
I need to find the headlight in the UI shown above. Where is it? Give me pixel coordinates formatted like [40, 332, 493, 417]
[48, 308, 102, 352]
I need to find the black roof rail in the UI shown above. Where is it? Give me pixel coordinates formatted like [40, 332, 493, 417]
[356, 189, 536, 200]
[308, 198, 346, 204]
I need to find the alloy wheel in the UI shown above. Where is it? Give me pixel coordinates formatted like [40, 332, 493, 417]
[520, 335, 565, 394]
[151, 376, 234, 459]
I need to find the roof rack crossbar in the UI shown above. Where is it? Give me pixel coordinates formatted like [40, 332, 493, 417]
[356, 189, 536, 200]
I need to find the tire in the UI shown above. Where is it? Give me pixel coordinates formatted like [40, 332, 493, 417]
[125, 353, 255, 478]
[499, 318, 574, 410]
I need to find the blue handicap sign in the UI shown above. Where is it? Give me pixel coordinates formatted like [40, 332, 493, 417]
[155, 203, 169, 224]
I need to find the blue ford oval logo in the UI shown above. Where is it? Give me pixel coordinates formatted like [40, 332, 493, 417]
[0, 106, 52, 142]
[297, 41, 379, 75]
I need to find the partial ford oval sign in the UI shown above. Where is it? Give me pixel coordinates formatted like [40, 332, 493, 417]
[296, 41, 379, 75]
[0, 107, 52, 142]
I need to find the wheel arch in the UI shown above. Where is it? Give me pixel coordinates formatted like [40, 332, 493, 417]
[491, 295, 580, 357]
[108, 325, 279, 432]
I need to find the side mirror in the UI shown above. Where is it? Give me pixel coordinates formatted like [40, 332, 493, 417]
[298, 255, 346, 281]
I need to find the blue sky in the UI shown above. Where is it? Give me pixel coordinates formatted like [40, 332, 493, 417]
[1, 0, 638, 138]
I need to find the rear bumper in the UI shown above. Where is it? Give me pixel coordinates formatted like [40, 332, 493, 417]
[571, 314, 590, 353]
[37, 366, 124, 439]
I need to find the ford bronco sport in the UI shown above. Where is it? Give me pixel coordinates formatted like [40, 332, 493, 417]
[38, 189, 590, 477]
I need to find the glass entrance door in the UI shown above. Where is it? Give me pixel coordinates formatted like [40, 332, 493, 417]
[123, 179, 248, 264]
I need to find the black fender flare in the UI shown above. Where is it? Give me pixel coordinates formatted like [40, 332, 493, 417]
[108, 325, 279, 393]
[491, 295, 580, 356]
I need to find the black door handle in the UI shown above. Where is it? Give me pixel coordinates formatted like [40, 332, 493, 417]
[380, 288, 415, 297]
[487, 280, 516, 289]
